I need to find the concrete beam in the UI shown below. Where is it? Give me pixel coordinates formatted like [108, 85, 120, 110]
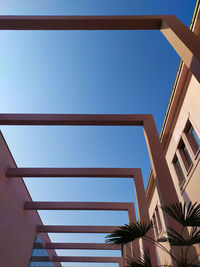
[24, 201, 133, 210]
[37, 225, 120, 233]
[6, 167, 136, 178]
[45, 242, 120, 250]
[31, 256, 121, 262]
[0, 15, 161, 30]
[0, 113, 146, 126]
[0, 15, 200, 82]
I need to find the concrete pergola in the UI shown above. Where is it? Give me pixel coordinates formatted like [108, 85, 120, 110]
[2, 114, 177, 266]
[0, 15, 200, 83]
[7, 167, 153, 265]
[2, 114, 180, 210]
[1, 13, 199, 266]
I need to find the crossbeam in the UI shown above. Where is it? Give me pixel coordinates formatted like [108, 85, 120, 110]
[6, 167, 135, 178]
[0, 15, 162, 30]
[45, 242, 120, 250]
[37, 225, 119, 233]
[31, 256, 121, 263]
[0, 15, 200, 84]
[24, 201, 133, 210]
[0, 113, 146, 126]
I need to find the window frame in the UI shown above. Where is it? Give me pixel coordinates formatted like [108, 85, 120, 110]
[173, 155, 185, 185]
[172, 118, 200, 189]
[184, 120, 200, 156]
[177, 139, 193, 172]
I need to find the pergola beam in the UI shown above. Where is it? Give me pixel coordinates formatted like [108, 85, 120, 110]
[6, 167, 136, 178]
[0, 15, 200, 83]
[37, 225, 119, 233]
[31, 256, 121, 263]
[45, 242, 120, 250]
[0, 113, 145, 126]
[0, 15, 161, 30]
[24, 201, 133, 210]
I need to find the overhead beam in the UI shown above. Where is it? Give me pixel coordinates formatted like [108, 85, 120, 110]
[0, 113, 145, 126]
[0, 15, 199, 83]
[45, 242, 120, 250]
[31, 256, 121, 263]
[24, 201, 133, 210]
[6, 167, 136, 178]
[37, 225, 120, 233]
[0, 15, 161, 30]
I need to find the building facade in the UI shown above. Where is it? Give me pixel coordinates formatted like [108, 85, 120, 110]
[0, 2, 200, 267]
[146, 0, 200, 264]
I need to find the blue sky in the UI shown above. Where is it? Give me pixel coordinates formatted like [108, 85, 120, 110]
[0, 0, 197, 266]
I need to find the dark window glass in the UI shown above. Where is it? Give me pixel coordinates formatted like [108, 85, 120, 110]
[183, 144, 192, 167]
[179, 141, 192, 170]
[174, 156, 185, 183]
[155, 207, 162, 232]
[152, 214, 158, 237]
[189, 125, 200, 149]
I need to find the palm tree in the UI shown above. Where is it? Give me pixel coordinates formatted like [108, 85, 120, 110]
[105, 201, 200, 267]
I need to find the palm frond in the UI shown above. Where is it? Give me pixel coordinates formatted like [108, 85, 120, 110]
[162, 202, 200, 226]
[105, 221, 153, 245]
[126, 250, 152, 267]
[176, 259, 200, 267]
[166, 226, 200, 246]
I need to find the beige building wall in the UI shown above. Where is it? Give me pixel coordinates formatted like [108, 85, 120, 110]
[165, 75, 200, 203]
[146, 1, 200, 264]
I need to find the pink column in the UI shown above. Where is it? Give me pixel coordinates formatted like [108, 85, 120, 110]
[133, 169, 158, 267]
[143, 116, 179, 219]
[128, 204, 140, 260]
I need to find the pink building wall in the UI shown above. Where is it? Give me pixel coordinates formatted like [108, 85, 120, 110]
[0, 131, 59, 267]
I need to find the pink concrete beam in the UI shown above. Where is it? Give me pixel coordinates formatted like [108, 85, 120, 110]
[0, 113, 146, 126]
[45, 242, 120, 250]
[37, 225, 120, 233]
[24, 201, 133, 210]
[0, 15, 199, 83]
[31, 256, 121, 262]
[30, 256, 52, 262]
[0, 16, 161, 30]
[160, 15, 200, 83]
[52, 256, 121, 262]
[6, 167, 136, 178]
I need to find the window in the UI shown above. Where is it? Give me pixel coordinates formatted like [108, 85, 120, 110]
[178, 139, 192, 171]
[186, 123, 200, 154]
[29, 235, 54, 267]
[173, 156, 185, 184]
[155, 207, 162, 232]
[152, 207, 162, 238]
[173, 120, 200, 187]
[152, 214, 159, 237]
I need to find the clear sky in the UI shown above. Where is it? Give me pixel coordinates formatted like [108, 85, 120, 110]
[0, 0, 197, 266]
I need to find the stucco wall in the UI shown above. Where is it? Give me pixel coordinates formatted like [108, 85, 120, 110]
[165, 75, 200, 204]
[147, 73, 200, 265]
[0, 131, 58, 267]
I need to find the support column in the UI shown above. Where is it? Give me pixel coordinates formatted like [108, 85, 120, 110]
[143, 115, 179, 207]
[128, 204, 140, 261]
[119, 258, 124, 267]
[143, 115, 189, 263]
[133, 169, 157, 267]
